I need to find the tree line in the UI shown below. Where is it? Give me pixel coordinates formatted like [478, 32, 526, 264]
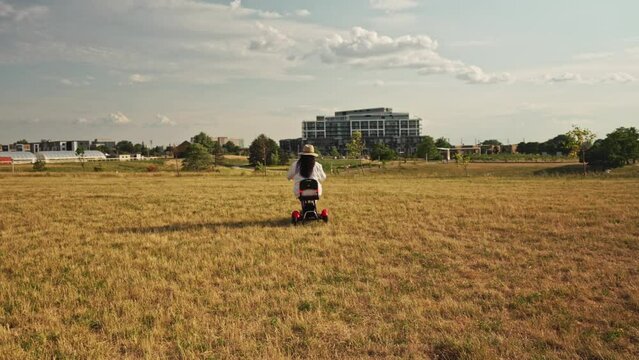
[94, 125, 639, 172]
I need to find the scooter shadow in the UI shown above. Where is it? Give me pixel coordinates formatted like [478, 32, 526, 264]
[117, 218, 291, 234]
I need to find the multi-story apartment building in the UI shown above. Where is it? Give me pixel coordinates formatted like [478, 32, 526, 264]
[281, 107, 423, 156]
[216, 137, 245, 148]
[39, 140, 91, 152]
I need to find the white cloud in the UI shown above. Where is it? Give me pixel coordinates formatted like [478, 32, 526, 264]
[449, 40, 497, 48]
[370, 0, 418, 12]
[129, 73, 153, 84]
[625, 47, 639, 56]
[539, 72, 635, 84]
[543, 72, 583, 83]
[573, 52, 614, 61]
[108, 112, 131, 125]
[58, 77, 92, 87]
[321, 27, 511, 84]
[229, 0, 241, 10]
[0, 1, 48, 22]
[601, 72, 636, 83]
[258, 11, 282, 19]
[0, 0, 329, 83]
[248, 22, 295, 52]
[156, 114, 176, 126]
[456, 66, 512, 85]
[295, 9, 311, 17]
[74, 117, 91, 125]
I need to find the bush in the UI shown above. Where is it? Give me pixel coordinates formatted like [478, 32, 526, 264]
[182, 143, 213, 171]
[370, 143, 397, 161]
[146, 165, 158, 173]
[33, 160, 46, 172]
[93, 164, 104, 172]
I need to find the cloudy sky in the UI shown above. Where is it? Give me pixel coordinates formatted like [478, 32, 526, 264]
[1, 0, 638, 146]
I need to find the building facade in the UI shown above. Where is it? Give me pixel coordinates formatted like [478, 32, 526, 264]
[39, 140, 91, 152]
[92, 138, 117, 150]
[282, 107, 423, 156]
[216, 137, 245, 148]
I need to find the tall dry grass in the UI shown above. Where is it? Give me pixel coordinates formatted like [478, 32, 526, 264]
[0, 163, 637, 358]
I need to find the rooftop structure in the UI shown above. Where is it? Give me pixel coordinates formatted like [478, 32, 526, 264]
[282, 107, 423, 156]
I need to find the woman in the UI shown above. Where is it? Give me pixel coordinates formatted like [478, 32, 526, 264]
[287, 144, 327, 197]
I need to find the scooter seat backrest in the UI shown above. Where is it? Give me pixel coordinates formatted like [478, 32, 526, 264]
[299, 179, 320, 199]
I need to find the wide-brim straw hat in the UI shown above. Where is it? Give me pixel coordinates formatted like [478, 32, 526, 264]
[299, 144, 319, 157]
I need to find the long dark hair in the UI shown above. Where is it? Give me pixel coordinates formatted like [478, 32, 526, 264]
[297, 155, 315, 178]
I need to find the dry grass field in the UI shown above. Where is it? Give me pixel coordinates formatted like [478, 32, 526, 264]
[1, 163, 638, 359]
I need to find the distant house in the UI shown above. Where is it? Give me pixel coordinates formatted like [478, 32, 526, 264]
[174, 141, 191, 158]
[118, 154, 131, 161]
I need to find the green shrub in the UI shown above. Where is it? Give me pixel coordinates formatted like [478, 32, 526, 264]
[33, 160, 46, 172]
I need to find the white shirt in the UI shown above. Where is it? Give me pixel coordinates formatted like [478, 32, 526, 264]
[287, 160, 327, 196]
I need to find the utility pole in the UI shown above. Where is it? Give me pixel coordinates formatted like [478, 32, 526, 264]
[173, 143, 180, 177]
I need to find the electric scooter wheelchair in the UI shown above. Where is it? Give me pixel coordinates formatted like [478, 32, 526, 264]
[291, 179, 328, 225]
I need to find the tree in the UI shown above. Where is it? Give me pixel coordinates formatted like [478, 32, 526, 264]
[248, 134, 280, 166]
[279, 150, 292, 165]
[211, 142, 224, 169]
[455, 153, 471, 176]
[182, 143, 212, 171]
[16, 139, 28, 144]
[223, 141, 240, 155]
[149, 146, 165, 156]
[481, 139, 502, 146]
[370, 143, 397, 161]
[435, 137, 452, 148]
[517, 141, 541, 154]
[416, 136, 441, 160]
[133, 143, 147, 155]
[96, 145, 111, 155]
[330, 146, 340, 158]
[565, 125, 596, 175]
[75, 146, 86, 171]
[116, 140, 134, 154]
[191, 132, 216, 150]
[541, 134, 571, 155]
[587, 127, 639, 168]
[347, 131, 364, 159]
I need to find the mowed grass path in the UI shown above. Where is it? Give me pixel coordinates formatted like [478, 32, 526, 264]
[0, 165, 638, 359]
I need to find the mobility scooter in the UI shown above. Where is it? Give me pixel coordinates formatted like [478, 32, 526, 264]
[291, 179, 328, 225]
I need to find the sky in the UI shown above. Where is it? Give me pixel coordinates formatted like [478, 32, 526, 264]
[1, 0, 638, 146]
